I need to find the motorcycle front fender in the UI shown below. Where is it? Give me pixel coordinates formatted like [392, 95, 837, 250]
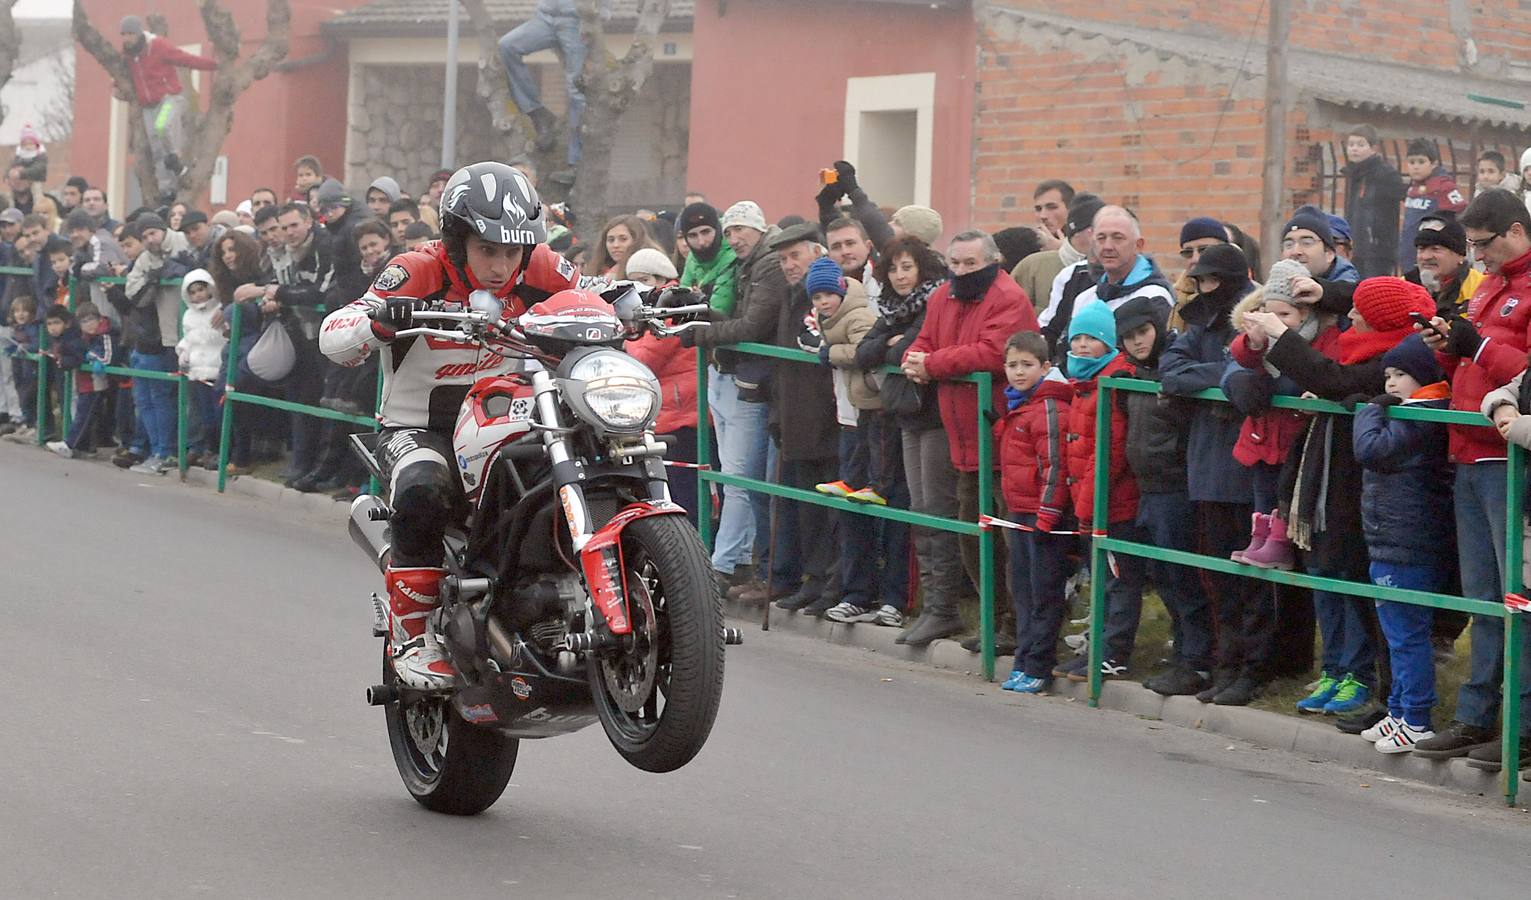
[578, 500, 688, 636]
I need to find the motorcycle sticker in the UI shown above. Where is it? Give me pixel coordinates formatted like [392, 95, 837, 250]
[510, 676, 532, 701]
[374, 264, 409, 292]
[460, 703, 498, 724]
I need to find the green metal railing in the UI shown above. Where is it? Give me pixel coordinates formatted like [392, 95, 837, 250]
[694, 342, 1001, 681]
[1090, 377, 1526, 807]
[214, 307, 381, 493]
[8, 268, 379, 492]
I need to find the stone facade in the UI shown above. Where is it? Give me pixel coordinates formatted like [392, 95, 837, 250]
[347, 61, 690, 209]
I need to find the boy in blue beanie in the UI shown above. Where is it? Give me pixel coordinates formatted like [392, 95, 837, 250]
[1053, 301, 1145, 681]
[1351, 335, 1452, 752]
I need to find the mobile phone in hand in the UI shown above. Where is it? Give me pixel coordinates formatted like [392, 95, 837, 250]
[1409, 312, 1446, 339]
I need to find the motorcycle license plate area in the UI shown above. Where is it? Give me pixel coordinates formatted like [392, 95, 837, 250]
[453, 671, 597, 738]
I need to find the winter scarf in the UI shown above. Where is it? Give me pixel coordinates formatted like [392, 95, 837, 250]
[1005, 383, 1037, 411]
[1067, 349, 1118, 381]
[1288, 416, 1333, 551]
[680, 241, 737, 315]
[951, 262, 1001, 301]
[1261, 314, 1322, 377]
[882, 279, 942, 328]
[1337, 325, 1411, 365]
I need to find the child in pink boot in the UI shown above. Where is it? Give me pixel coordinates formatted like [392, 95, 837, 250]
[1224, 259, 1342, 570]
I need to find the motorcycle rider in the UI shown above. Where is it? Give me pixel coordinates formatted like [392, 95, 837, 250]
[320, 162, 581, 689]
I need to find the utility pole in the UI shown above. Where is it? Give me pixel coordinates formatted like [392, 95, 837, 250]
[442, 0, 460, 168]
[1260, 0, 1292, 260]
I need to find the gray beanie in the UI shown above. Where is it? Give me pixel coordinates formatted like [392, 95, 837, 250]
[1262, 258, 1311, 305]
[120, 15, 145, 35]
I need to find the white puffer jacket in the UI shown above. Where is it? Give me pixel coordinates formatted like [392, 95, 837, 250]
[176, 269, 226, 382]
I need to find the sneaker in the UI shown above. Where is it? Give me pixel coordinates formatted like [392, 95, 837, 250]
[873, 605, 904, 628]
[814, 480, 854, 498]
[1052, 655, 1088, 680]
[1360, 714, 1403, 743]
[845, 487, 888, 505]
[1376, 722, 1435, 754]
[1063, 632, 1088, 652]
[1143, 665, 1211, 697]
[2, 425, 35, 443]
[1295, 672, 1340, 713]
[825, 602, 878, 624]
[1336, 707, 1389, 735]
[45, 440, 74, 459]
[1000, 669, 1026, 691]
[1321, 675, 1370, 715]
[1011, 674, 1052, 694]
[113, 447, 145, 468]
[1411, 721, 1496, 759]
[130, 455, 170, 475]
[1068, 658, 1126, 683]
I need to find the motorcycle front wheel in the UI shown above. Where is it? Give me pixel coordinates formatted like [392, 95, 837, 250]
[589, 515, 725, 773]
[382, 651, 519, 815]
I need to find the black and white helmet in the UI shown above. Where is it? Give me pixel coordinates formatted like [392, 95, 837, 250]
[439, 161, 546, 246]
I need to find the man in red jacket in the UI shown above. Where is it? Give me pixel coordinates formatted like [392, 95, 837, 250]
[1418, 188, 1531, 763]
[903, 229, 1038, 647]
[119, 15, 216, 201]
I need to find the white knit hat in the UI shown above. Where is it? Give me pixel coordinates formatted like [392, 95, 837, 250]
[1262, 258, 1310, 304]
[720, 200, 767, 234]
[624, 247, 678, 281]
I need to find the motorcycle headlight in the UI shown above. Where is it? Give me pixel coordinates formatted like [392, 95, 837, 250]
[566, 350, 660, 432]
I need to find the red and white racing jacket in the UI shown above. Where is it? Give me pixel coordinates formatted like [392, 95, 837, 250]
[319, 240, 581, 430]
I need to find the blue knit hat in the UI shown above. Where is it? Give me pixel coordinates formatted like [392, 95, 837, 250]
[1179, 216, 1226, 246]
[805, 256, 846, 298]
[1069, 300, 1117, 348]
[1380, 333, 1444, 388]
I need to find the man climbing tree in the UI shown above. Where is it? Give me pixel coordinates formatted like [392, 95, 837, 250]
[117, 15, 216, 203]
[74, 2, 291, 207]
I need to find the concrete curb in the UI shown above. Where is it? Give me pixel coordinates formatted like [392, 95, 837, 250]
[26, 446, 1520, 806]
[729, 593, 1526, 807]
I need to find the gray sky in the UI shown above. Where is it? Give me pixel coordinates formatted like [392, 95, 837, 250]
[15, 0, 71, 18]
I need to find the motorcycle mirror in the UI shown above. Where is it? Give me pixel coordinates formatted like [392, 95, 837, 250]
[609, 286, 643, 325]
[468, 289, 503, 317]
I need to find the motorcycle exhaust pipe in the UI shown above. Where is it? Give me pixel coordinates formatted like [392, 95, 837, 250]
[366, 684, 397, 706]
[349, 495, 392, 572]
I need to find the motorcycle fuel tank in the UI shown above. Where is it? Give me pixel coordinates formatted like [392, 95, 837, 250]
[452, 374, 537, 500]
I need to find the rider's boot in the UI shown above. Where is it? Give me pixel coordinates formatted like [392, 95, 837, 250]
[384, 566, 459, 690]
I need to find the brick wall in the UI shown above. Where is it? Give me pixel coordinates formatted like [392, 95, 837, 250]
[984, 0, 1531, 74]
[972, 6, 1531, 274]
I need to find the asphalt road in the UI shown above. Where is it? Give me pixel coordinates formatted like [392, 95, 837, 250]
[3, 443, 1528, 899]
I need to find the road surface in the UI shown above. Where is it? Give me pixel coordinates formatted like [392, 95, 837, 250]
[3, 444, 1527, 899]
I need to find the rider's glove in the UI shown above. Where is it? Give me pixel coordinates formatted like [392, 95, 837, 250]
[369, 298, 425, 341]
[656, 286, 704, 309]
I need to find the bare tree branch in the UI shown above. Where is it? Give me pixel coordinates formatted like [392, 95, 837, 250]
[568, 0, 672, 242]
[73, 0, 291, 205]
[0, 1, 20, 114]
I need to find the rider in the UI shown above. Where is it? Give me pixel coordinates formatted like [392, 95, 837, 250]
[320, 161, 580, 689]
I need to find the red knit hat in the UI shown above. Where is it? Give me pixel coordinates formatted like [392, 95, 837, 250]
[1352, 278, 1434, 332]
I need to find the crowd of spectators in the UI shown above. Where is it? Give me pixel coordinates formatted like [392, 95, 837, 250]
[2, 127, 1530, 772]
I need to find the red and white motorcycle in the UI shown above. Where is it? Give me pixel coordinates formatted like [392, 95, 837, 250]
[347, 286, 739, 814]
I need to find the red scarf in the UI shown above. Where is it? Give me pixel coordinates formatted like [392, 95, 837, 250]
[1337, 326, 1410, 364]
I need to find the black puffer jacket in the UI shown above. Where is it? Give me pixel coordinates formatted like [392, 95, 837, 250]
[770, 282, 838, 461]
[1115, 296, 1192, 495]
[1352, 397, 1454, 567]
[692, 230, 786, 397]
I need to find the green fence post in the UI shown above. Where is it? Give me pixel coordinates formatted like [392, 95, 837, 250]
[216, 307, 241, 493]
[1087, 379, 1112, 706]
[34, 326, 49, 446]
[976, 371, 996, 683]
[1503, 442, 1524, 808]
[695, 349, 714, 553]
[176, 374, 188, 479]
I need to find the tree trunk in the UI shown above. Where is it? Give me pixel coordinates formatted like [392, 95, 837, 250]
[0, 2, 20, 109]
[566, 0, 672, 247]
[73, 0, 291, 207]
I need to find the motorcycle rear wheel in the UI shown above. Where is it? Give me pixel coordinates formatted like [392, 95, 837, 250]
[382, 651, 519, 815]
[589, 515, 725, 773]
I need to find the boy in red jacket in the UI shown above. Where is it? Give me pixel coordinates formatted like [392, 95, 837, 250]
[1053, 301, 1142, 683]
[119, 15, 216, 201]
[996, 331, 1074, 693]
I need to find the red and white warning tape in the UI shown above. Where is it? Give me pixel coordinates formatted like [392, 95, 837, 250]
[978, 514, 1079, 536]
[662, 460, 712, 470]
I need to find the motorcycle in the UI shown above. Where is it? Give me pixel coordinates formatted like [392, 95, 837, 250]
[345, 286, 741, 815]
